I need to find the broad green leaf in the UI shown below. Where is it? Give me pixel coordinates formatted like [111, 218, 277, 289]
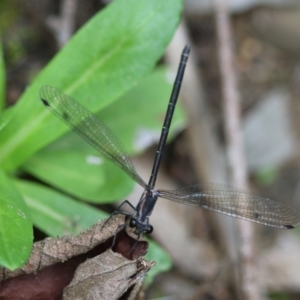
[0, 107, 13, 132]
[0, 170, 33, 270]
[23, 68, 186, 202]
[0, 41, 4, 112]
[0, 0, 182, 172]
[24, 150, 133, 203]
[14, 179, 108, 236]
[145, 239, 172, 286]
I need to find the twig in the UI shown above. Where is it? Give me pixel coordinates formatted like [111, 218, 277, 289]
[214, 0, 262, 299]
[57, 0, 78, 47]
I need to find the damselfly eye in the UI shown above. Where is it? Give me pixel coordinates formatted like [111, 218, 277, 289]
[145, 225, 153, 234]
[129, 218, 137, 228]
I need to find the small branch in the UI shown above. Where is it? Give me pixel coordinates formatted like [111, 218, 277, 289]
[214, 0, 262, 299]
[58, 0, 78, 47]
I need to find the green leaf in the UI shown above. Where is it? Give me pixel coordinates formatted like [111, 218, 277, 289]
[14, 179, 108, 237]
[0, 41, 5, 112]
[145, 239, 172, 286]
[269, 292, 288, 300]
[24, 149, 133, 203]
[0, 106, 15, 132]
[255, 166, 279, 186]
[0, 170, 33, 270]
[0, 0, 182, 172]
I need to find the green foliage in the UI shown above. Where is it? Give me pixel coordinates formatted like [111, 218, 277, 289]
[0, 171, 33, 270]
[255, 166, 279, 186]
[145, 239, 172, 286]
[0, 42, 4, 112]
[14, 180, 108, 237]
[269, 293, 288, 300]
[0, 0, 183, 172]
[0, 0, 184, 272]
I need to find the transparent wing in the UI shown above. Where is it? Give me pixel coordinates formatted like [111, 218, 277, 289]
[40, 85, 147, 189]
[158, 183, 300, 229]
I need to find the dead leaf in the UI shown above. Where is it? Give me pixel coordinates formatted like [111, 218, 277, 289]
[0, 215, 151, 300]
[63, 250, 155, 300]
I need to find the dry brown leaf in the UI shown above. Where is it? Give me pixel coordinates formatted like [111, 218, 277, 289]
[0, 215, 151, 300]
[63, 250, 155, 300]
